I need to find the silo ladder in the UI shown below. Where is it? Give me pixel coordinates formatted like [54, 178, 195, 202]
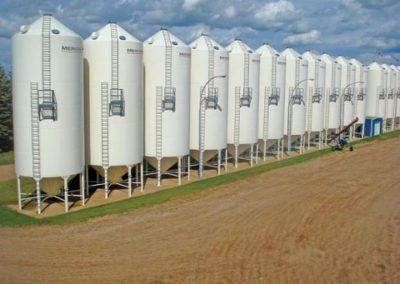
[109, 23, 125, 116]
[31, 83, 41, 180]
[101, 82, 110, 168]
[40, 14, 57, 121]
[162, 30, 176, 111]
[234, 87, 241, 147]
[263, 87, 271, 141]
[156, 86, 163, 160]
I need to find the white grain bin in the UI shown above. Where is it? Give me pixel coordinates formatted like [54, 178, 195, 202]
[143, 29, 190, 186]
[12, 14, 84, 213]
[256, 43, 286, 159]
[189, 34, 228, 174]
[84, 22, 143, 197]
[320, 54, 341, 137]
[366, 62, 384, 118]
[302, 51, 325, 148]
[381, 64, 390, 129]
[387, 65, 397, 124]
[349, 58, 367, 134]
[396, 66, 400, 122]
[280, 48, 308, 152]
[336, 56, 355, 130]
[226, 39, 260, 167]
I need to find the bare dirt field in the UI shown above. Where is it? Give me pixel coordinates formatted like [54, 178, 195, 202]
[0, 138, 400, 283]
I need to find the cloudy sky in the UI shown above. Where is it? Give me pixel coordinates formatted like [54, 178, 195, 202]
[1, 0, 400, 72]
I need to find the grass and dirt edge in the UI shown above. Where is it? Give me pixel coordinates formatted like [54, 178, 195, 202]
[1, 130, 399, 227]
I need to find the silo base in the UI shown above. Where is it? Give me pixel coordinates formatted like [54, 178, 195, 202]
[284, 134, 306, 154]
[306, 131, 324, 150]
[190, 149, 228, 178]
[144, 156, 190, 187]
[88, 164, 144, 199]
[17, 172, 86, 215]
[258, 138, 284, 160]
[227, 144, 257, 168]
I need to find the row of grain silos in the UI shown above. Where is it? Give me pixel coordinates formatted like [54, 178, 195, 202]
[12, 15, 400, 214]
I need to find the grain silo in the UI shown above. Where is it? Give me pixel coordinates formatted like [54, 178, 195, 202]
[396, 66, 400, 128]
[281, 48, 309, 154]
[381, 64, 390, 131]
[189, 34, 228, 177]
[256, 43, 285, 160]
[349, 58, 367, 137]
[84, 22, 144, 198]
[12, 14, 85, 214]
[366, 62, 384, 118]
[226, 39, 260, 168]
[387, 65, 397, 130]
[336, 56, 355, 137]
[143, 29, 190, 186]
[320, 54, 341, 142]
[302, 51, 325, 149]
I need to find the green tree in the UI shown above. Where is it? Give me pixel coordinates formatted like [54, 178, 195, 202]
[0, 65, 12, 152]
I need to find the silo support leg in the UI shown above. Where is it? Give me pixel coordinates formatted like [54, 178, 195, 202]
[255, 144, 259, 164]
[224, 149, 228, 172]
[17, 176, 22, 210]
[187, 156, 191, 181]
[307, 132, 311, 151]
[299, 135, 303, 154]
[325, 130, 328, 146]
[80, 171, 85, 206]
[36, 179, 41, 215]
[64, 176, 69, 213]
[140, 163, 144, 192]
[235, 146, 238, 168]
[157, 159, 161, 187]
[281, 138, 284, 159]
[85, 166, 89, 196]
[178, 157, 182, 185]
[104, 168, 109, 199]
[277, 139, 281, 160]
[128, 165, 132, 197]
[263, 141, 267, 161]
[250, 144, 254, 167]
[217, 150, 221, 175]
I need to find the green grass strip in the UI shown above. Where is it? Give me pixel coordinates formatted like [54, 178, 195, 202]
[0, 151, 13, 165]
[0, 130, 399, 227]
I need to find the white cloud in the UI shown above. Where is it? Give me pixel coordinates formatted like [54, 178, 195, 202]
[183, 0, 201, 11]
[254, 0, 298, 28]
[225, 6, 236, 18]
[283, 30, 320, 45]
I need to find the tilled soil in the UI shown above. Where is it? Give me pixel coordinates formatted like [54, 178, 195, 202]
[0, 138, 399, 283]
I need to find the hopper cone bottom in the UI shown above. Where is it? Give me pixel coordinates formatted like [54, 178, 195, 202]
[40, 175, 75, 195]
[284, 135, 301, 145]
[258, 139, 278, 150]
[145, 157, 179, 173]
[190, 150, 218, 163]
[92, 165, 128, 183]
[227, 144, 251, 156]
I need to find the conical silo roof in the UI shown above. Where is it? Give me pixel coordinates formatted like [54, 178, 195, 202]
[189, 33, 225, 50]
[145, 28, 187, 47]
[15, 13, 79, 37]
[86, 22, 140, 42]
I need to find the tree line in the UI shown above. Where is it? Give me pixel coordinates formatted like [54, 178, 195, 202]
[0, 65, 12, 153]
